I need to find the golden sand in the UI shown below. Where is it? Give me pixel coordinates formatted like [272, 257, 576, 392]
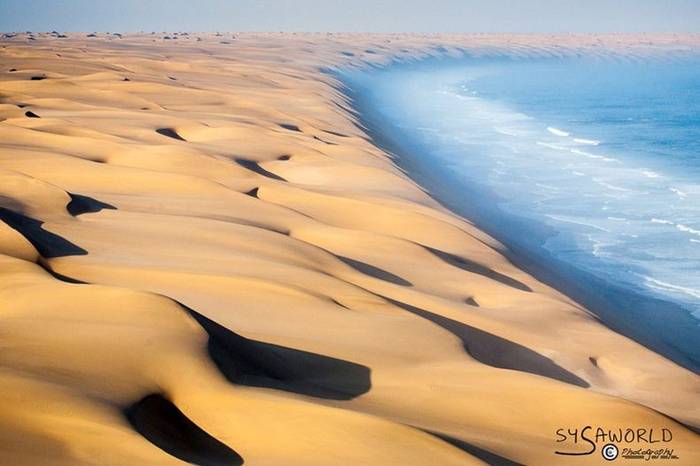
[0, 32, 699, 465]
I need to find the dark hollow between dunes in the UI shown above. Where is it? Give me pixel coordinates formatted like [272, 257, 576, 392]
[66, 193, 117, 216]
[0, 207, 87, 258]
[278, 123, 301, 132]
[428, 247, 532, 292]
[337, 255, 412, 287]
[389, 298, 589, 388]
[185, 306, 371, 400]
[125, 394, 244, 466]
[235, 159, 286, 181]
[426, 430, 524, 466]
[156, 128, 187, 141]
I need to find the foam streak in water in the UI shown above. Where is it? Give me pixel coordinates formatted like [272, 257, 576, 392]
[547, 126, 570, 137]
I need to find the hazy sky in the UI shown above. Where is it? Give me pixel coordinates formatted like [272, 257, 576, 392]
[2, 0, 699, 33]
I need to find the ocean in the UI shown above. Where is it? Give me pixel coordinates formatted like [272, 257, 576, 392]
[342, 50, 700, 372]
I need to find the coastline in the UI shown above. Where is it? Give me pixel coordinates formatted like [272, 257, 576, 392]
[340, 58, 700, 374]
[1, 32, 699, 465]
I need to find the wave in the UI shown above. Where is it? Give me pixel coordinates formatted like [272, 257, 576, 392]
[670, 187, 688, 198]
[536, 141, 566, 151]
[547, 126, 570, 137]
[592, 178, 637, 193]
[640, 170, 661, 178]
[536, 141, 620, 163]
[643, 276, 700, 300]
[650, 219, 700, 239]
[545, 214, 611, 232]
[493, 126, 521, 137]
[573, 138, 600, 145]
[676, 223, 700, 238]
[569, 148, 619, 163]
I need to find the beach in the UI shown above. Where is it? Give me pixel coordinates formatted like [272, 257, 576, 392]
[0, 32, 699, 465]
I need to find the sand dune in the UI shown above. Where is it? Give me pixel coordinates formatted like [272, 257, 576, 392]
[1, 32, 699, 465]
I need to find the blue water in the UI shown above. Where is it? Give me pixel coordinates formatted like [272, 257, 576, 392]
[342, 52, 700, 370]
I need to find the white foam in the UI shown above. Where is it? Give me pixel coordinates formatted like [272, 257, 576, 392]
[546, 214, 611, 232]
[643, 276, 700, 300]
[493, 126, 520, 137]
[670, 187, 688, 199]
[650, 219, 700, 238]
[593, 178, 634, 192]
[676, 223, 700, 238]
[547, 126, 570, 137]
[569, 148, 620, 163]
[573, 138, 600, 145]
[640, 170, 660, 178]
[536, 141, 566, 151]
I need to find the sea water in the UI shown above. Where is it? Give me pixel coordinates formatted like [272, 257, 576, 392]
[343, 51, 700, 370]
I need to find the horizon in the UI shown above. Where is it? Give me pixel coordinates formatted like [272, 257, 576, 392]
[2, 0, 699, 34]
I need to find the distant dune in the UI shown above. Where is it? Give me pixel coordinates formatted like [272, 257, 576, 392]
[0, 32, 699, 465]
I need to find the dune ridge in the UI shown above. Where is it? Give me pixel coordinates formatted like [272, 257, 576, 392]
[0, 32, 699, 465]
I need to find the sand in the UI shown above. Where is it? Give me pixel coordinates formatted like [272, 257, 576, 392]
[0, 32, 699, 465]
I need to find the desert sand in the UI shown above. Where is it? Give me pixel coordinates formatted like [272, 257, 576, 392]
[0, 32, 699, 465]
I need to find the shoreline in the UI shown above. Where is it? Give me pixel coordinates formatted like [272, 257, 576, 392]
[1, 33, 699, 465]
[339, 58, 700, 374]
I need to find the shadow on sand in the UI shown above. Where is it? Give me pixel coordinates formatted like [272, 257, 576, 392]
[426, 430, 524, 466]
[125, 393, 244, 466]
[337, 255, 412, 287]
[389, 298, 589, 388]
[66, 193, 116, 216]
[427, 247, 532, 292]
[235, 159, 287, 182]
[185, 306, 371, 400]
[0, 207, 87, 258]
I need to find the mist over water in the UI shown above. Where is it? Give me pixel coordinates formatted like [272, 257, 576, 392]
[343, 51, 700, 368]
